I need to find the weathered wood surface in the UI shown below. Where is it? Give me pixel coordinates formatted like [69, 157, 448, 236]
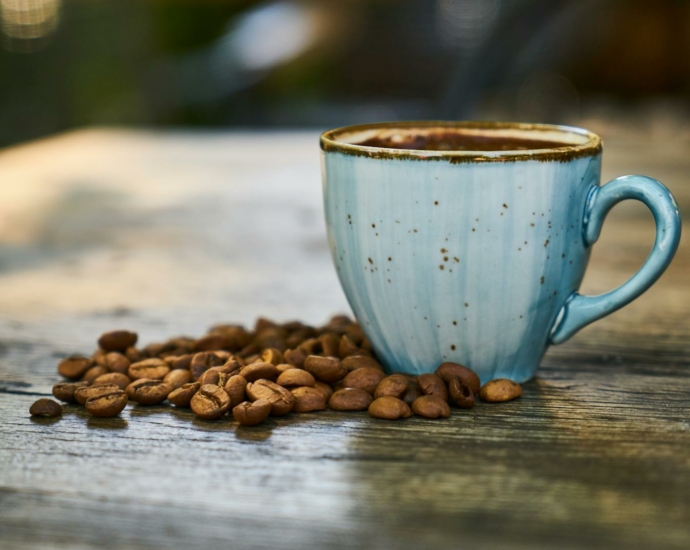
[0, 129, 689, 549]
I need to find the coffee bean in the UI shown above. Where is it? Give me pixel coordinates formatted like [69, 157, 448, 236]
[260, 348, 283, 366]
[290, 387, 327, 413]
[283, 348, 306, 368]
[276, 369, 315, 388]
[193, 334, 235, 352]
[304, 356, 347, 383]
[92, 349, 108, 367]
[98, 330, 138, 352]
[233, 399, 271, 426]
[52, 381, 90, 403]
[93, 372, 131, 390]
[83, 365, 109, 383]
[128, 358, 170, 381]
[368, 396, 412, 420]
[417, 373, 448, 401]
[238, 342, 260, 359]
[411, 395, 451, 419]
[190, 384, 231, 419]
[223, 375, 247, 407]
[125, 346, 142, 363]
[208, 325, 253, 350]
[125, 379, 172, 405]
[297, 338, 321, 356]
[339, 335, 361, 358]
[329, 388, 373, 411]
[255, 328, 287, 352]
[435, 362, 480, 394]
[448, 378, 475, 408]
[276, 363, 297, 374]
[163, 369, 193, 390]
[341, 355, 383, 372]
[190, 352, 224, 380]
[198, 364, 241, 386]
[246, 379, 294, 416]
[104, 352, 130, 374]
[313, 381, 333, 401]
[75, 384, 122, 405]
[29, 398, 62, 417]
[57, 356, 93, 379]
[374, 374, 409, 399]
[85, 390, 128, 417]
[341, 367, 386, 395]
[402, 383, 424, 407]
[168, 382, 200, 407]
[165, 354, 193, 370]
[239, 362, 280, 382]
[319, 333, 341, 358]
[479, 379, 522, 402]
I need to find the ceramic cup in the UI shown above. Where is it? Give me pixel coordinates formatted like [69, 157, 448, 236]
[320, 121, 681, 383]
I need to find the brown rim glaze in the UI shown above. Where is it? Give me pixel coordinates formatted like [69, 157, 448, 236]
[320, 121, 602, 164]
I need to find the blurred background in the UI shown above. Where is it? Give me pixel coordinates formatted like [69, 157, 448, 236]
[2, 0, 690, 147]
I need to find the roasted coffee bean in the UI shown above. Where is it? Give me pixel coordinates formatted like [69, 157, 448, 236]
[125, 379, 172, 405]
[193, 334, 234, 352]
[297, 338, 321, 356]
[304, 355, 347, 383]
[233, 399, 271, 426]
[238, 342, 260, 359]
[52, 381, 90, 403]
[163, 369, 193, 390]
[98, 330, 138, 352]
[104, 352, 130, 374]
[85, 390, 128, 417]
[223, 375, 247, 407]
[83, 365, 109, 383]
[254, 328, 287, 352]
[75, 384, 122, 405]
[319, 333, 341, 358]
[208, 325, 253, 350]
[368, 396, 412, 420]
[417, 373, 448, 401]
[198, 363, 241, 386]
[435, 362, 481, 394]
[165, 354, 193, 370]
[327, 314, 353, 327]
[143, 342, 167, 357]
[342, 367, 386, 395]
[212, 350, 233, 363]
[361, 338, 373, 352]
[402, 383, 424, 407]
[411, 395, 451, 419]
[190, 352, 224, 380]
[93, 372, 131, 390]
[29, 398, 62, 417]
[239, 362, 280, 382]
[344, 324, 366, 345]
[374, 374, 409, 399]
[168, 382, 200, 407]
[276, 363, 297, 374]
[338, 335, 361, 358]
[276, 369, 315, 388]
[313, 381, 333, 401]
[479, 379, 522, 402]
[329, 388, 373, 411]
[448, 378, 475, 408]
[246, 379, 294, 416]
[291, 387, 327, 413]
[92, 349, 108, 367]
[124, 346, 142, 363]
[128, 358, 170, 381]
[342, 355, 383, 372]
[283, 348, 306, 368]
[57, 356, 93, 379]
[260, 348, 283, 366]
[254, 317, 278, 333]
[191, 384, 231, 419]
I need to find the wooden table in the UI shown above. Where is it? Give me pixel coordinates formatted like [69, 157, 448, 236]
[1, 129, 688, 549]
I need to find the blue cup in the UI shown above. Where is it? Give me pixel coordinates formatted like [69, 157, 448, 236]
[321, 122, 681, 383]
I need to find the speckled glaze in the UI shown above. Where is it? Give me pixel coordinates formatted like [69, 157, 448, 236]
[321, 122, 681, 383]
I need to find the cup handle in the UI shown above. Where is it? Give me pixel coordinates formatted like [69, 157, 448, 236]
[549, 175, 681, 344]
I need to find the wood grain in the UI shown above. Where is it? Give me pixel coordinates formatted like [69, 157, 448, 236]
[0, 129, 689, 549]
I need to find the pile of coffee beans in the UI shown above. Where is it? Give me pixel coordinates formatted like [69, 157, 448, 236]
[31, 316, 523, 425]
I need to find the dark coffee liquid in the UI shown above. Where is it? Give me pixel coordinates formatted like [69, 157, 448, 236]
[356, 132, 567, 152]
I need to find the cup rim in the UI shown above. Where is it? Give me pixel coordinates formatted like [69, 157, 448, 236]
[320, 121, 602, 163]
